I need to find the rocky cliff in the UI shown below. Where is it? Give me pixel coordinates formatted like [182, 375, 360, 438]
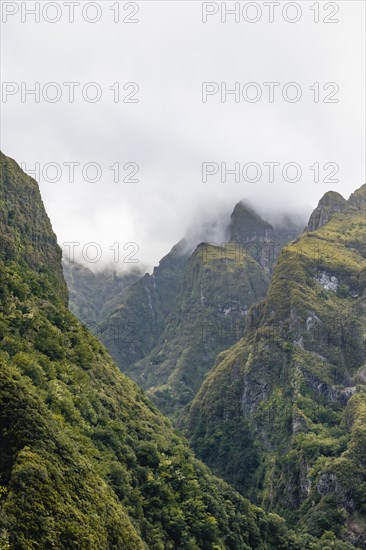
[184, 185, 366, 547]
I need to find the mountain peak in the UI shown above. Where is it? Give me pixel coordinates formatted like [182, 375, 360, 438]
[348, 183, 366, 210]
[306, 190, 347, 232]
[229, 201, 272, 243]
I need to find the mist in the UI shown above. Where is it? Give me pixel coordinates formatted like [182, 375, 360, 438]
[1, 1, 364, 273]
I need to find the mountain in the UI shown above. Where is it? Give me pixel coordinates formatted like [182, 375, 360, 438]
[80, 202, 301, 420]
[97, 240, 190, 372]
[2, 151, 341, 549]
[133, 241, 270, 418]
[228, 202, 303, 273]
[229, 202, 272, 246]
[62, 260, 140, 327]
[306, 191, 347, 232]
[183, 184, 366, 547]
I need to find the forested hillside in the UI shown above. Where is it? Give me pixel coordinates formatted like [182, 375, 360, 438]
[1, 152, 349, 549]
[183, 185, 366, 548]
[62, 260, 140, 327]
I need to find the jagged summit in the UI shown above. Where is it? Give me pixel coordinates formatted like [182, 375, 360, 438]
[348, 183, 366, 210]
[229, 201, 272, 243]
[306, 190, 347, 232]
[306, 184, 366, 233]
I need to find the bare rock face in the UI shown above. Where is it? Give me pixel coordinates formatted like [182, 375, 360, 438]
[348, 183, 366, 210]
[229, 201, 302, 272]
[306, 191, 347, 232]
[229, 202, 273, 243]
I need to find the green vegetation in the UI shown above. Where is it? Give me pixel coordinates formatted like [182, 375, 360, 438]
[92, 203, 301, 420]
[98, 239, 189, 376]
[2, 151, 354, 549]
[306, 191, 347, 232]
[62, 260, 140, 327]
[184, 186, 366, 548]
[95, 237, 268, 421]
[133, 242, 269, 419]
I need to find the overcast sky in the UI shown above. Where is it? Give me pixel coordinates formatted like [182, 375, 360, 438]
[1, 1, 365, 272]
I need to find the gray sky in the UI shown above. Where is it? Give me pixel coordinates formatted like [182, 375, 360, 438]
[1, 1, 365, 271]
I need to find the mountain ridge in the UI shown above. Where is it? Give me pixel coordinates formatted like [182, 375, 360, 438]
[183, 184, 366, 547]
[3, 148, 362, 547]
[2, 151, 339, 549]
[75, 199, 302, 420]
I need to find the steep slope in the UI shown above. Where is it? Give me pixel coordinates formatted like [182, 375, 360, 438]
[185, 185, 366, 547]
[0, 151, 339, 549]
[306, 191, 347, 232]
[229, 203, 272, 245]
[95, 202, 301, 419]
[133, 242, 270, 418]
[97, 241, 189, 373]
[229, 202, 302, 273]
[0, 153, 68, 305]
[62, 260, 140, 326]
